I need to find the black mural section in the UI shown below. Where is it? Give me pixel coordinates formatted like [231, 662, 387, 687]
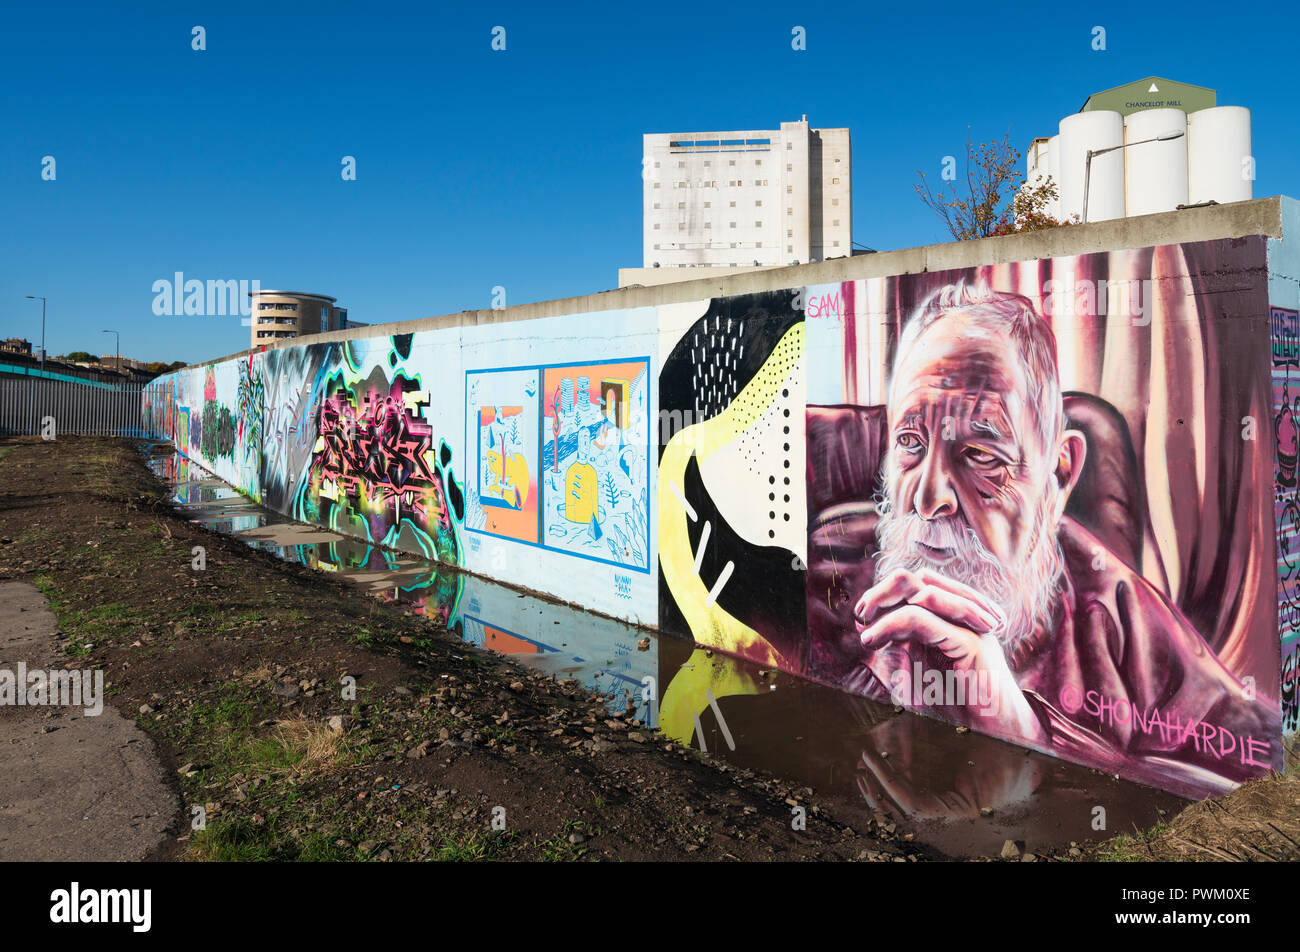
[658, 289, 804, 449]
[679, 453, 806, 660]
[658, 290, 806, 657]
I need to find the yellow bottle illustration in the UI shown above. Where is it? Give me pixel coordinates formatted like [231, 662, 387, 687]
[565, 427, 599, 525]
[565, 460, 598, 524]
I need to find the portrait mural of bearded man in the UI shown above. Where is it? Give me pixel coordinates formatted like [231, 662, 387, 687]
[803, 239, 1285, 799]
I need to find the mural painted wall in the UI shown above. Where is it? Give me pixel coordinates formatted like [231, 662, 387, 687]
[1272, 307, 1299, 737]
[656, 292, 807, 671]
[149, 355, 263, 497]
[798, 238, 1283, 799]
[1268, 200, 1300, 741]
[148, 309, 658, 625]
[145, 231, 1294, 798]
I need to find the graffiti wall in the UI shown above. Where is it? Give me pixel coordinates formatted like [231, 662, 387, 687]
[656, 292, 807, 671]
[148, 309, 658, 624]
[1272, 307, 1300, 737]
[798, 238, 1283, 798]
[145, 355, 262, 497]
[1269, 201, 1300, 744]
[144, 230, 1293, 797]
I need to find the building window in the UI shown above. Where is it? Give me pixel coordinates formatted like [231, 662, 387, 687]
[730, 222, 736, 229]
[833, 177, 840, 184]
[833, 241, 840, 247]
[704, 222, 712, 228]
[787, 142, 792, 150]
[653, 202, 660, 209]
[787, 245, 793, 252]
[654, 161, 660, 168]
[756, 159, 762, 166]
[786, 164, 792, 172]
[678, 202, 685, 209]
[755, 200, 762, 207]
[786, 185, 792, 194]
[653, 182, 660, 189]
[729, 201, 736, 207]
[704, 160, 710, 166]
[678, 161, 685, 168]
[653, 243, 660, 249]
[833, 219, 839, 225]
[678, 222, 685, 230]
[832, 198, 839, 206]
[787, 208, 793, 215]
[787, 229, 793, 237]
[653, 224, 660, 230]
[729, 160, 735, 166]
[704, 201, 711, 208]
[756, 241, 763, 247]
[754, 220, 762, 227]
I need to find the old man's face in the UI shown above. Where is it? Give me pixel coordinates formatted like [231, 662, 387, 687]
[875, 310, 1081, 650]
[888, 311, 1055, 567]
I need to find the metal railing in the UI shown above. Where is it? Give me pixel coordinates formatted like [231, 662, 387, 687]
[0, 374, 148, 437]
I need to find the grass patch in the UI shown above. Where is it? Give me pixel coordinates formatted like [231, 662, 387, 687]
[434, 829, 520, 862]
[1094, 822, 1167, 862]
[244, 717, 358, 779]
[189, 818, 279, 862]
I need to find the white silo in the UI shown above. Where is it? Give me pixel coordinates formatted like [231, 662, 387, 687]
[1123, 108, 1188, 216]
[1187, 106, 1253, 205]
[1046, 134, 1061, 219]
[1059, 110, 1125, 222]
[1026, 138, 1044, 178]
[1025, 138, 1051, 211]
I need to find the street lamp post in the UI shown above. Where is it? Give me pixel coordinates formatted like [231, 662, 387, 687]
[23, 295, 46, 435]
[1082, 130, 1185, 224]
[25, 295, 46, 367]
[102, 329, 120, 373]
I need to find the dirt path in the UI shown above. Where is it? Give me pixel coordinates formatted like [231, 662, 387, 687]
[0, 580, 178, 861]
[0, 436, 919, 861]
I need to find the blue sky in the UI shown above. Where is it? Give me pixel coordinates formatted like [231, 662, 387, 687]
[2, 1, 1296, 363]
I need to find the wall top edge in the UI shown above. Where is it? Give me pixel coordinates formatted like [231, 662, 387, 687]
[178, 196, 1289, 373]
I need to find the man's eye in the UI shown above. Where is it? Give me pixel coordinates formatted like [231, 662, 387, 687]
[964, 447, 1000, 466]
[896, 433, 923, 451]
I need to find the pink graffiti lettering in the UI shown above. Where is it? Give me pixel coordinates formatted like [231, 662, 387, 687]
[806, 292, 842, 321]
[1059, 684, 1272, 768]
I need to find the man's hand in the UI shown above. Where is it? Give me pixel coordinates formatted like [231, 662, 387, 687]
[854, 567, 1002, 665]
[852, 568, 1045, 744]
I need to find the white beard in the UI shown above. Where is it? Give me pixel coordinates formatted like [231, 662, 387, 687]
[872, 461, 1065, 660]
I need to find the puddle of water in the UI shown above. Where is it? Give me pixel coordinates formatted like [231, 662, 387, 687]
[146, 449, 659, 728]
[145, 446, 1185, 857]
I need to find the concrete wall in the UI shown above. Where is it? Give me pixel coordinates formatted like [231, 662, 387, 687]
[1268, 198, 1300, 739]
[145, 197, 1296, 798]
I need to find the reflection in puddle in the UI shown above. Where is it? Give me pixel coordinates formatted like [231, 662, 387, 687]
[148, 450, 658, 727]
[148, 447, 1185, 857]
[653, 642, 1187, 857]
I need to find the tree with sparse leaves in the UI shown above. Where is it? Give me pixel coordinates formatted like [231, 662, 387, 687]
[915, 132, 1074, 241]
